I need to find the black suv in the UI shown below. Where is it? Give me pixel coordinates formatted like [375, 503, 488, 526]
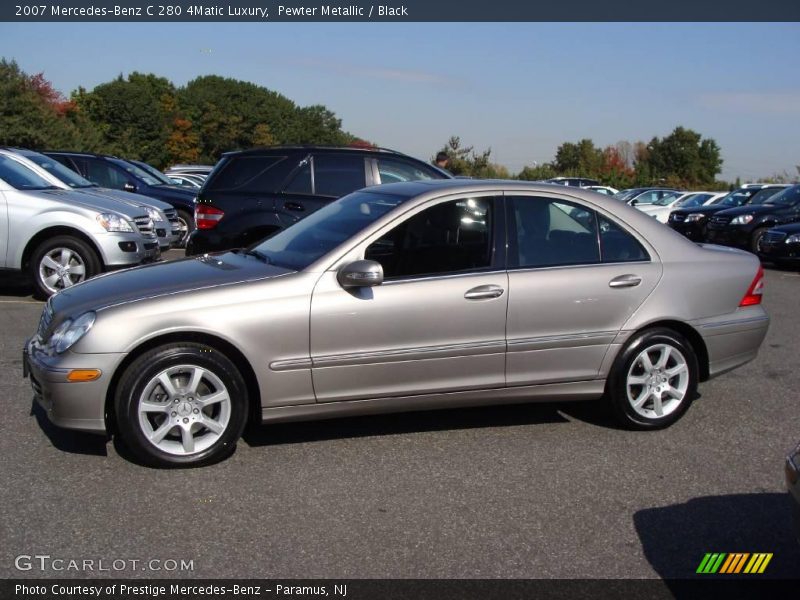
[705, 184, 800, 253]
[186, 146, 450, 255]
[46, 152, 198, 244]
[668, 185, 787, 242]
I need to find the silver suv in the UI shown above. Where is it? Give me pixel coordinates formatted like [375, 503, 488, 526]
[0, 154, 159, 297]
[0, 148, 180, 252]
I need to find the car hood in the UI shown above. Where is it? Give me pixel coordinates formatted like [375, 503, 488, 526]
[80, 187, 173, 211]
[671, 204, 732, 217]
[50, 252, 294, 318]
[769, 221, 800, 234]
[36, 189, 148, 219]
[143, 184, 196, 201]
[715, 204, 785, 217]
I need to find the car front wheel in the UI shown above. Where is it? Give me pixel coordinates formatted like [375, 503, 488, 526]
[30, 235, 100, 299]
[114, 343, 248, 467]
[607, 328, 698, 429]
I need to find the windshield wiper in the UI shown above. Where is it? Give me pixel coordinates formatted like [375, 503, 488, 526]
[244, 249, 270, 264]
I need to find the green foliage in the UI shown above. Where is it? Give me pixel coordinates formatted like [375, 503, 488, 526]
[641, 126, 722, 186]
[435, 136, 510, 178]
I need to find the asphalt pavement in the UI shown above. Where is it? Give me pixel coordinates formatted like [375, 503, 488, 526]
[1, 253, 798, 579]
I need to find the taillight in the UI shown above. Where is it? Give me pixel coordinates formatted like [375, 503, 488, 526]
[195, 204, 224, 230]
[739, 265, 764, 307]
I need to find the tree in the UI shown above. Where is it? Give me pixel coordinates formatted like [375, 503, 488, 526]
[553, 139, 603, 175]
[434, 136, 508, 178]
[642, 126, 722, 186]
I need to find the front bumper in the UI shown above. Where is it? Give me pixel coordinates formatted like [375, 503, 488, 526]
[667, 219, 707, 241]
[23, 337, 122, 434]
[704, 226, 751, 249]
[98, 232, 160, 268]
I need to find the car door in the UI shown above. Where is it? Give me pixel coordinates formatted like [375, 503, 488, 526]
[309, 194, 508, 402]
[504, 193, 662, 385]
[277, 153, 369, 228]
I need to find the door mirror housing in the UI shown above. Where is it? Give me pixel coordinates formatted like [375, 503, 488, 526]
[337, 260, 383, 288]
[123, 182, 137, 193]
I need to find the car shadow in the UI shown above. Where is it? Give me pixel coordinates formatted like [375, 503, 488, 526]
[0, 276, 35, 299]
[243, 400, 577, 448]
[634, 492, 800, 580]
[30, 400, 108, 457]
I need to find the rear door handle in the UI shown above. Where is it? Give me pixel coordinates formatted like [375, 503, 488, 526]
[609, 274, 642, 288]
[464, 285, 505, 300]
[284, 202, 305, 212]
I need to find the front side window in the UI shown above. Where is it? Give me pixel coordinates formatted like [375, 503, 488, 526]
[85, 160, 126, 189]
[365, 197, 495, 279]
[313, 154, 366, 197]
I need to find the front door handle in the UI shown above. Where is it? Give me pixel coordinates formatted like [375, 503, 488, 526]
[464, 284, 505, 300]
[609, 274, 642, 288]
[284, 202, 305, 212]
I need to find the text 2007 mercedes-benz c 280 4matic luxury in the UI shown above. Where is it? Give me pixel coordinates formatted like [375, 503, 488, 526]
[23, 180, 769, 467]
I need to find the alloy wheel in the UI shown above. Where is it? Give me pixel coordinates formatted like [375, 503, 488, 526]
[625, 343, 690, 419]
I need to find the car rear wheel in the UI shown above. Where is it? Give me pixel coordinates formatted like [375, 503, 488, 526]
[30, 235, 100, 299]
[607, 328, 698, 429]
[175, 209, 194, 248]
[114, 343, 248, 467]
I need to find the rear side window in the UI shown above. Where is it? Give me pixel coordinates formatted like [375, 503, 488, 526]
[313, 154, 366, 197]
[376, 157, 441, 184]
[206, 155, 287, 192]
[599, 217, 649, 263]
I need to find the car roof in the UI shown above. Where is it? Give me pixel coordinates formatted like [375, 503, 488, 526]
[223, 145, 421, 159]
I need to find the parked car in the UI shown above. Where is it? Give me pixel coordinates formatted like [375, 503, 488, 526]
[45, 152, 197, 245]
[165, 164, 214, 178]
[584, 185, 619, 196]
[23, 180, 768, 467]
[168, 174, 203, 189]
[186, 146, 451, 256]
[638, 191, 723, 224]
[0, 148, 179, 252]
[544, 177, 600, 187]
[705, 184, 800, 253]
[617, 187, 682, 207]
[787, 441, 800, 544]
[667, 186, 787, 241]
[0, 153, 159, 298]
[757, 222, 800, 267]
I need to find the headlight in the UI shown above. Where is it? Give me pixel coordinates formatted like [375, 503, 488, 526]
[97, 213, 134, 232]
[49, 312, 96, 354]
[144, 207, 164, 223]
[786, 234, 800, 244]
[685, 213, 706, 222]
[731, 214, 754, 225]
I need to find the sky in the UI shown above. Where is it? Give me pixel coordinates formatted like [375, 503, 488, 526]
[0, 22, 798, 182]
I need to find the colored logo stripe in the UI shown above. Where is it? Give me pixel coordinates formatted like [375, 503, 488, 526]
[697, 552, 773, 574]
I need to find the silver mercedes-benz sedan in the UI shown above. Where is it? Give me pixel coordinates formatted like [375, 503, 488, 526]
[24, 180, 769, 467]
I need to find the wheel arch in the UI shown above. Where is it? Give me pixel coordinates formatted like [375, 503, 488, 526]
[22, 226, 105, 270]
[625, 320, 710, 382]
[104, 332, 262, 434]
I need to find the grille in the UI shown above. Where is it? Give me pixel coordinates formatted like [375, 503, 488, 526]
[133, 216, 156, 238]
[710, 215, 731, 226]
[762, 230, 787, 244]
[29, 373, 43, 399]
[164, 209, 181, 234]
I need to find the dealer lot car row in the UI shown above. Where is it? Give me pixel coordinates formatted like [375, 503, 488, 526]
[23, 180, 769, 467]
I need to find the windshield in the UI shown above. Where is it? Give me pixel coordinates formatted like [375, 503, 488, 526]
[22, 151, 95, 188]
[0, 155, 58, 190]
[131, 160, 173, 185]
[252, 190, 408, 270]
[678, 193, 712, 208]
[751, 187, 787, 205]
[765, 185, 800, 206]
[718, 189, 756, 207]
[651, 192, 682, 206]
[108, 159, 161, 186]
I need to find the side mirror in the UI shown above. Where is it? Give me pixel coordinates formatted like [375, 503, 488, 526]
[123, 182, 136, 193]
[630, 198, 638, 206]
[337, 260, 383, 288]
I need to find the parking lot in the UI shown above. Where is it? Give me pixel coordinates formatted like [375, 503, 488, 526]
[1, 252, 798, 579]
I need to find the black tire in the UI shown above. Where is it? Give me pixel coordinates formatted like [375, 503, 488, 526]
[30, 235, 100, 299]
[750, 227, 769, 254]
[606, 328, 699, 430]
[176, 209, 195, 248]
[114, 343, 248, 468]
